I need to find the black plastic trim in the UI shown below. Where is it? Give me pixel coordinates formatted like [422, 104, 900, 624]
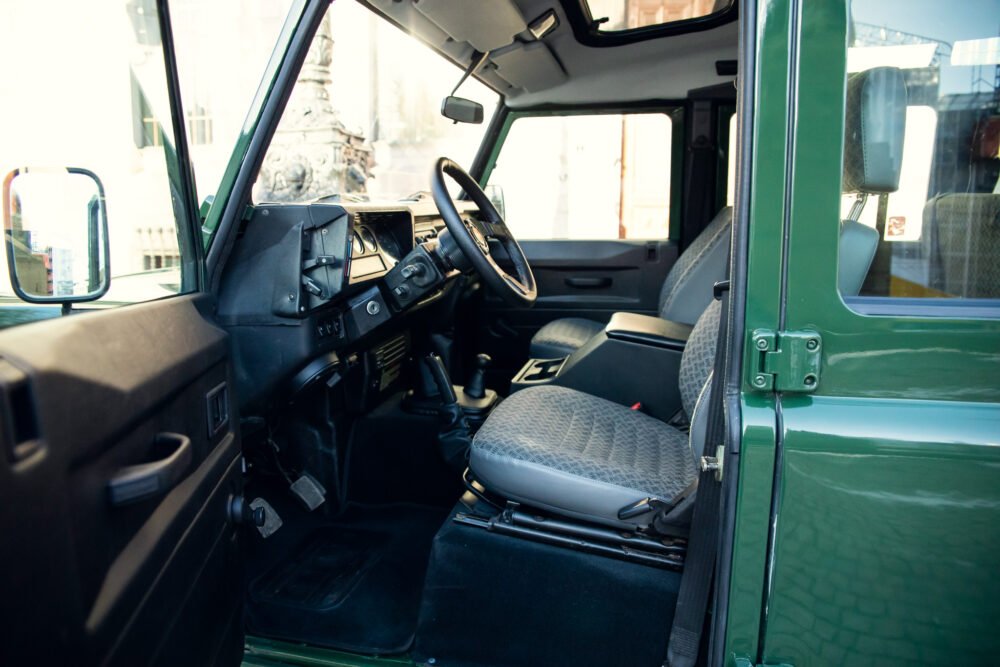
[560, 0, 738, 47]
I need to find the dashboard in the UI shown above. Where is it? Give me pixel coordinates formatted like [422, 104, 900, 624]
[347, 210, 412, 283]
[217, 198, 478, 409]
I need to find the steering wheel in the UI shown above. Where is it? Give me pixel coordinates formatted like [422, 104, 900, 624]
[431, 157, 536, 307]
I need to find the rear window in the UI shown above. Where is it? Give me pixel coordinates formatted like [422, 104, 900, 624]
[585, 0, 733, 32]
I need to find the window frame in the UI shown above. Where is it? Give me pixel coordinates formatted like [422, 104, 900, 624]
[478, 102, 685, 241]
[560, 0, 738, 47]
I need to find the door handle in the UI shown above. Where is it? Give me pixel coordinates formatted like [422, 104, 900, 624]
[565, 277, 612, 289]
[108, 432, 192, 506]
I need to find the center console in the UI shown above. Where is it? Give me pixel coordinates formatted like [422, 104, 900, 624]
[512, 313, 693, 421]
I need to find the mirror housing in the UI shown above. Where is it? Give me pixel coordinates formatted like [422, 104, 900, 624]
[485, 184, 506, 220]
[441, 96, 484, 124]
[2, 167, 110, 305]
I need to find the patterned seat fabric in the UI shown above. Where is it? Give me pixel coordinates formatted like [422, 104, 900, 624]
[528, 207, 731, 359]
[472, 300, 722, 529]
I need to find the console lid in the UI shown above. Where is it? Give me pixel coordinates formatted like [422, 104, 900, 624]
[604, 312, 692, 351]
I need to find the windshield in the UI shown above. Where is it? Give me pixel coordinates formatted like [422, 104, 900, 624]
[252, 0, 500, 205]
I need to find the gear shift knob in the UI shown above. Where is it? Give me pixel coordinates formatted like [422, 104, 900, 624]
[464, 354, 491, 399]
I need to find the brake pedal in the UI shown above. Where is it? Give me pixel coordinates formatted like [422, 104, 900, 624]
[290, 472, 326, 511]
[249, 497, 283, 538]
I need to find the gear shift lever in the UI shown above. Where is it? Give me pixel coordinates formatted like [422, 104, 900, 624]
[424, 353, 471, 472]
[464, 353, 491, 399]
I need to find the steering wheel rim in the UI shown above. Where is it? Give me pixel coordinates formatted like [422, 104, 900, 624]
[431, 157, 536, 307]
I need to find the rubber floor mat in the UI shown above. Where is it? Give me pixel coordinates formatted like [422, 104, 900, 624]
[246, 504, 447, 655]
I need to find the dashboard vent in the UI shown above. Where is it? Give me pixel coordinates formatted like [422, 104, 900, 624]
[374, 334, 409, 370]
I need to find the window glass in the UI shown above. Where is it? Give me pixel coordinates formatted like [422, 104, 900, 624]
[0, 0, 197, 330]
[587, 0, 733, 32]
[842, 0, 1000, 300]
[488, 113, 673, 240]
[171, 0, 294, 204]
[252, 0, 499, 205]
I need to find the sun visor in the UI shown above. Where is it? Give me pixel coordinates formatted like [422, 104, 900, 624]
[491, 43, 566, 93]
[413, 0, 527, 52]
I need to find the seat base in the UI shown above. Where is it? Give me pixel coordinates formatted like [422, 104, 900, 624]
[470, 385, 697, 529]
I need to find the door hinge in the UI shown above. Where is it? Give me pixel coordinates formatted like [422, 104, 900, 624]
[749, 329, 821, 393]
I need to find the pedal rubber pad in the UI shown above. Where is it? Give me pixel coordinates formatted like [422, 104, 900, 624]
[290, 473, 326, 511]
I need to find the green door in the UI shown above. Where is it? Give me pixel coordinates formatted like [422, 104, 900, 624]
[726, 0, 1000, 665]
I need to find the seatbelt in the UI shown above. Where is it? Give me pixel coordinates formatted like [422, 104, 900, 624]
[681, 101, 718, 252]
[664, 282, 730, 667]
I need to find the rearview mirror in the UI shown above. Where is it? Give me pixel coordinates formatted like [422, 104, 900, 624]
[2, 168, 110, 305]
[441, 96, 484, 124]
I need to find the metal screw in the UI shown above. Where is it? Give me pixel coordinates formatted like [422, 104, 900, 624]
[804, 374, 816, 387]
[753, 375, 767, 387]
[755, 338, 768, 350]
[288, 293, 295, 301]
[321, 228, 328, 235]
[806, 338, 818, 350]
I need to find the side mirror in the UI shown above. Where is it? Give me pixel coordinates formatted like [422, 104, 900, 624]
[486, 184, 506, 220]
[441, 96, 484, 124]
[2, 168, 110, 305]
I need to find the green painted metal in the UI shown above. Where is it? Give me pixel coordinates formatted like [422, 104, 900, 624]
[725, 399, 781, 665]
[746, 0, 1000, 665]
[748, 329, 821, 393]
[243, 637, 415, 667]
[201, 0, 309, 249]
[723, 0, 794, 662]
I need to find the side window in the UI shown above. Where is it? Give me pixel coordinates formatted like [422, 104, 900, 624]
[0, 1, 197, 328]
[487, 113, 673, 240]
[170, 0, 293, 208]
[841, 0, 1000, 302]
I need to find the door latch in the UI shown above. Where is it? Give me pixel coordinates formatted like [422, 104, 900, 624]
[749, 329, 822, 393]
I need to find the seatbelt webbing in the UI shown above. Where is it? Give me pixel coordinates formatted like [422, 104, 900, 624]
[664, 287, 730, 667]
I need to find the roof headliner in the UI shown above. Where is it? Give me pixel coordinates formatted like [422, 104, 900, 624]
[364, 0, 738, 108]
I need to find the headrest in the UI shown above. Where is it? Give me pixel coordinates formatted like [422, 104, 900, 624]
[843, 67, 907, 194]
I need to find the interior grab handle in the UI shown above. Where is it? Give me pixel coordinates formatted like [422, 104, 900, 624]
[565, 277, 612, 289]
[107, 432, 193, 506]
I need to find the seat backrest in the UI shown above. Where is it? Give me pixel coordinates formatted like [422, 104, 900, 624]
[677, 298, 721, 435]
[924, 193, 1000, 298]
[839, 66, 908, 295]
[658, 207, 732, 325]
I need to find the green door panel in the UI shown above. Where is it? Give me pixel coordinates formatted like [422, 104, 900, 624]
[747, 0, 1000, 665]
[763, 397, 1000, 665]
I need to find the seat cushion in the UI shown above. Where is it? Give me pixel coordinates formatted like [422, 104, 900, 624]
[529, 317, 605, 359]
[470, 385, 697, 529]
